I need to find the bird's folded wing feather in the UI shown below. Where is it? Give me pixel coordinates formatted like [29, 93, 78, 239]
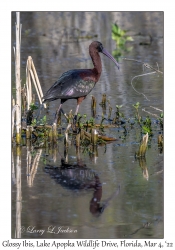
[43, 69, 96, 101]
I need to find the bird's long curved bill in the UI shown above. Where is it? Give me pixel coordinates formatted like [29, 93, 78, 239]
[102, 48, 120, 70]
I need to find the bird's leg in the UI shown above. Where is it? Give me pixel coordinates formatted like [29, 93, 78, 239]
[60, 108, 69, 121]
[73, 104, 80, 125]
[54, 100, 67, 125]
[54, 103, 62, 125]
[73, 97, 85, 126]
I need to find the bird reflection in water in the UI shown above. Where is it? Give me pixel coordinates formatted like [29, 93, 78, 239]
[44, 148, 120, 216]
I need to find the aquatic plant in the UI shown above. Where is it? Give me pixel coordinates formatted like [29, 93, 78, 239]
[135, 133, 149, 158]
[142, 116, 152, 135]
[111, 23, 133, 59]
[112, 105, 124, 124]
[112, 23, 133, 46]
[14, 12, 22, 144]
[133, 102, 142, 124]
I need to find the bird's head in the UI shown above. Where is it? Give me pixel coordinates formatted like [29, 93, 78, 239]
[90, 41, 120, 70]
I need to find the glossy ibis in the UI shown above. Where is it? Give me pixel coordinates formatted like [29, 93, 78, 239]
[42, 41, 119, 124]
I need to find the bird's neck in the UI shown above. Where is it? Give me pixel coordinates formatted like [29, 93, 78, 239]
[90, 50, 102, 82]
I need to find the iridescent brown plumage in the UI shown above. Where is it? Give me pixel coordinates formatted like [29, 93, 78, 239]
[42, 41, 119, 124]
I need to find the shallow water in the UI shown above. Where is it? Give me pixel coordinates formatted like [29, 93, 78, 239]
[12, 11, 163, 239]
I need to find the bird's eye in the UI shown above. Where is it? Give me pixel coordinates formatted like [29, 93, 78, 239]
[98, 44, 103, 52]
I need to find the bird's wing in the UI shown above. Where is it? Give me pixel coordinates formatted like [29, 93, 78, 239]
[70, 70, 96, 97]
[42, 70, 73, 101]
[43, 69, 96, 101]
